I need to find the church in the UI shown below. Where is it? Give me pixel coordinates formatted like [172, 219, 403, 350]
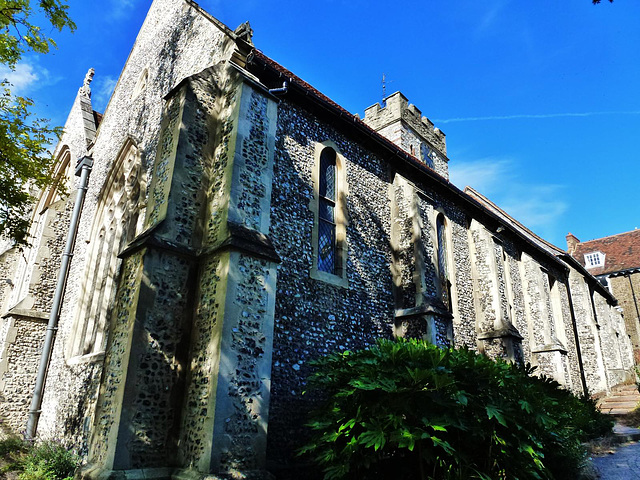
[0, 1, 633, 478]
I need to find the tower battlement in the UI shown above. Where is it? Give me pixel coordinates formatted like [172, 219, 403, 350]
[364, 91, 448, 178]
[363, 91, 446, 156]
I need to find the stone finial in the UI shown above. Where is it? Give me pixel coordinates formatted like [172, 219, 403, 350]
[566, 232, 580, 254]
[78, 68, 95, 98]
[234, 21, 253, 43]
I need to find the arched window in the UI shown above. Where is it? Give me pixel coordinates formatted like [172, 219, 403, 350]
[318, 148, 337, 274]
[67, 139, 146, 361]
[132, 67, 149, 100]
[41, 146, 73, 211]
[8, 146, 73, 310]
[311, 143, 348, 286]
[436, 212, 452, 311]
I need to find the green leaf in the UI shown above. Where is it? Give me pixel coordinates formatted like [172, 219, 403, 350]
[486, 405, 507, 427]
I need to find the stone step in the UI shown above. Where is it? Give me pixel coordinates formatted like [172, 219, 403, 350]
[601, 395, 640, 403]
[611, 384, 639, 394]
[600, 403, 638, 413]
[612, 423, 640, 442]
[601, 398, 639, 405]
[597, 384, 640, 416]
[603, 409, 636, 416]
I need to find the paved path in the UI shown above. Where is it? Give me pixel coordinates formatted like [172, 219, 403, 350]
[593, 440, 640, 479]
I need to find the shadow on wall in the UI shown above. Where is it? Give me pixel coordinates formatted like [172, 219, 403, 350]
[264, 121, 396, 475]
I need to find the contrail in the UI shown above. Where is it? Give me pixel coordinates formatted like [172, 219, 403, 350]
[434, 110, 640, 124]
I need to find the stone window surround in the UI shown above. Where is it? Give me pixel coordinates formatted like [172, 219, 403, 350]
[309, 140, 348, 288]
[433, 208, 456, 316]
[41, 146, 73, 212]
[66, 138, 147, 364]
[7, 146, 74, 311]
[432, 208, 456, 343]
[492, 236, 515, 326]
[131, 66, 149, 100]
[546, 270, 568, 349]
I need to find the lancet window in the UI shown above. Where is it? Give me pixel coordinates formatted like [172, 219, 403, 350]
[67, 139, 146, 360]
[311, 143, 348, 286]
[436, 212, 452, 311]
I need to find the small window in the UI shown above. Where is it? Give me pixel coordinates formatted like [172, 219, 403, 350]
[584, 252, 605, 269]
[310, 143, 348, 286]
[132, 67, 148, 99]
[436, 212, 452, 311]
[318, 148, 337, 274]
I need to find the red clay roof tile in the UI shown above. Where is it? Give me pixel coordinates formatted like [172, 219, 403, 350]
[571, 229, 640, 275]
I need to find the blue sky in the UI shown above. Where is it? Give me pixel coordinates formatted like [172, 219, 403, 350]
[6, 0, 640, 248]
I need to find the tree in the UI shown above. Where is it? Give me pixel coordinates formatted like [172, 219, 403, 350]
[592, 0, 613, 3]
[0, 1, 75, 245]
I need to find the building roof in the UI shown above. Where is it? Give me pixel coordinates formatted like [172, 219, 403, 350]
[466, 188, 616, 303]
[571, 229, 640, 276]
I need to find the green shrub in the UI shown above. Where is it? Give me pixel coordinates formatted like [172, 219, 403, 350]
[18, 462, 57, 480]
[20, 441, 78, 480]
[299, 338, 612, 480]
[0, 436, 27, 457]
[0, 437, 78, 480]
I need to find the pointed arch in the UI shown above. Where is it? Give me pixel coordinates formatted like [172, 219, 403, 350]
[8, 145, 74, 310]
[310, 140, 348, 287]
[434, 210, 454, 312]
[41, 145, 73, 212]
[67, 138, 147, 361]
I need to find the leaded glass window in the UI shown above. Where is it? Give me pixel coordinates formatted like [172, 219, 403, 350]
[436, 213, 452, 310]
[318, 148, 337, 273]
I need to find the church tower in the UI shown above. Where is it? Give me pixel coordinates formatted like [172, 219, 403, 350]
[363, 91, 449, 179]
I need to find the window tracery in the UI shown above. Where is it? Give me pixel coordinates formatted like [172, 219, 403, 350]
[67, 139, 146, 360]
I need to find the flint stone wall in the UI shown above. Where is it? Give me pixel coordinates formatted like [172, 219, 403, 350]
[36, 0, 234, 450]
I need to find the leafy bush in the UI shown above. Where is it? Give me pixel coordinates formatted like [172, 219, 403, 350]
[0, 437, 78, 480]
[300, 338, 612, 480]
[0, 436, 27, 457]
[21, 441, 78, 480]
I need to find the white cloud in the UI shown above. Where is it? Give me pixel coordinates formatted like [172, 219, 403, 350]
[449, 157, 568, 244]
[448, 157, 512, 194]
[500, 185, 568, 231]
[108, 0, 139, 20]
[0, 62, 39, 94]
[92, 76, 118, 112]
[475, 0, 510, 35]
[435, 110, 640, 124]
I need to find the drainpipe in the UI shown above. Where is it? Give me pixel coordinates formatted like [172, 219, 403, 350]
[25, 156, 93, 441]
[269, 81, 289, 95]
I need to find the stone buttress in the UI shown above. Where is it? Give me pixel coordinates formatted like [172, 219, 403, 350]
[81, 63, 279, 480]
[390, 174, 453, 344]
[467, 219, 524, 362]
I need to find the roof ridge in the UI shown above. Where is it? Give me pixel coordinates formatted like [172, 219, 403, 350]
[464, 187, 563, 253]
[578, 228, 640, 245]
